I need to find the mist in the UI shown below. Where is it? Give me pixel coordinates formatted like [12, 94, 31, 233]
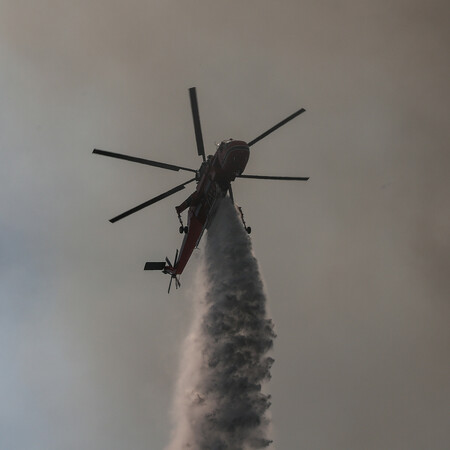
[167, 199, 275, 449]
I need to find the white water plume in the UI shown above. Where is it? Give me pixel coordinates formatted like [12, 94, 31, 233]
[166, 198, 276, 449]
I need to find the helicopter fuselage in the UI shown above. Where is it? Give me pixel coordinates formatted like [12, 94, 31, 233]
[94, 86, 308, 292]
[171, 140, 250, 275]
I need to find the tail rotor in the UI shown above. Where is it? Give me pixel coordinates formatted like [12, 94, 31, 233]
[144, 249, 181, 293]
[166, 249, 181, 293]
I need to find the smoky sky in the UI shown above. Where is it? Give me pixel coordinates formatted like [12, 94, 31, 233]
[1, 1, 449, 449]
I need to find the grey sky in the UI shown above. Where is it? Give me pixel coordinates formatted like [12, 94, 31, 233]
[1, 1, 449, 449]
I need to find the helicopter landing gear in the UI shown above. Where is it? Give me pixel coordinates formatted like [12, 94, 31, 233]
[237, 206, 251, 234]
[178, 214, 188, 234]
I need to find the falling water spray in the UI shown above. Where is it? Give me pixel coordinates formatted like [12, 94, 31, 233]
[166, 198, 276, 449]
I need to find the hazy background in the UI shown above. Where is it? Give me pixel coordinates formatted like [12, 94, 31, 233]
[1, 1, 449, 449]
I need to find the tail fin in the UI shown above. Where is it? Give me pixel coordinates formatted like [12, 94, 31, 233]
[144, 261, 166, 271]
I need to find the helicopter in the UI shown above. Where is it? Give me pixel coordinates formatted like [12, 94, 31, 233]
[93, 87, 309, 292]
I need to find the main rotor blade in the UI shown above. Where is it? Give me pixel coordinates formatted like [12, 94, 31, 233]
[189, 87, 206, 162]
[109, 178, 196, 223]
[238, 174, 309, 181]
[93, 149, 197, 173]
[247, 107, 306, 147]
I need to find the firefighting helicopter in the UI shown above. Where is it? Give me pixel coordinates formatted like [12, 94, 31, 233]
[93, 87, 309, 292]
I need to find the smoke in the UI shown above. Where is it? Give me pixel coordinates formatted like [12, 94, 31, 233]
[166, 198, 276, 450]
